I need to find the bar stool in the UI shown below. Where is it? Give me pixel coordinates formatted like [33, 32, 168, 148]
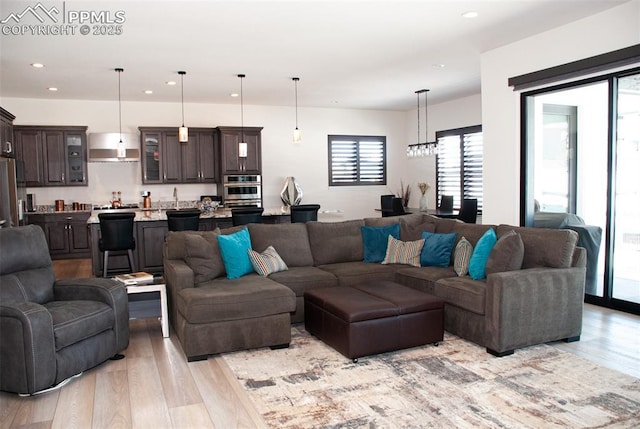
[231, 207, 264, 226]
[166, 209, 201, 231]
[98, 212, 136, 277]
[290, 204, 321, 223]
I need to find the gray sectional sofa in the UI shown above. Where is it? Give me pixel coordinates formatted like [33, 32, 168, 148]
[163, 213, 586, 361]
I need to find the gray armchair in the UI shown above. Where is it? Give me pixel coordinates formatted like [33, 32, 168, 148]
[0, 225, 129, 395]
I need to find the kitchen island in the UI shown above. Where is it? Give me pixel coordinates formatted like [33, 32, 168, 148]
[88, 207, 291, 277]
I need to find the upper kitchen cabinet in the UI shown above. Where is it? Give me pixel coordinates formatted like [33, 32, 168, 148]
[140, 127, 216, 184]
[0, 107, 16, 157]
[216, 126, 262, 177]
[14, 126, 88, 187]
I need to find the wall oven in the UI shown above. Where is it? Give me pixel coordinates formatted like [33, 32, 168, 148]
[223, 174, 262, 208]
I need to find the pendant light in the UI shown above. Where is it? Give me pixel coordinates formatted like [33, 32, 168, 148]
[115, 67, 125, 159]
[178, 71, 188, 143]
[237, 74, 248, 159]
[292, 77, 301, 143]
[406, 88, 437, 158]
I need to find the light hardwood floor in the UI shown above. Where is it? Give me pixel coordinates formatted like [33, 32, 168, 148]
[1, 259, 638, 429]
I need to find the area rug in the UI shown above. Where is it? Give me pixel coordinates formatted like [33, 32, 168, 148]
[223, 326, 640, 428]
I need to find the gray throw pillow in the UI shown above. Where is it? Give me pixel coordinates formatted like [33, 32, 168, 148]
[485, 230, 524, 275]
[184, 230, 225, 283]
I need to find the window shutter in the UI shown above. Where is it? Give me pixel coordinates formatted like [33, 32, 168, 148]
[463, 131, 483, 211]
[329, 135, 386, 186]
[436, 135, 462, 207]
[436, 125, 483, 211]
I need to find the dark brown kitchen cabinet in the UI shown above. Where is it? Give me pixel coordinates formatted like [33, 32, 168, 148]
[216, 126, 262, 177]
[14, 126, 87, 187]
[136, 221, 168, 274]
[0, 107, 15, 157]
[140, 127, 216, 184]
[28, 212, 91, 259]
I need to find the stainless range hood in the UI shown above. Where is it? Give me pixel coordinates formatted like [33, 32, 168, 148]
[88, 133, 140, 162]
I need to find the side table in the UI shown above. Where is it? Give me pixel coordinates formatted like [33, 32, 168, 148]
[126, 281, 169, 338]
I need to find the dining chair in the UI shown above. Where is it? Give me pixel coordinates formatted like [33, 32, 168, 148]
[439, 195, 454, 212]
[457, 198, 478, 223]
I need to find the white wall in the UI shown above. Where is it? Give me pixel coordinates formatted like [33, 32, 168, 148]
[481, 1, 640, 225]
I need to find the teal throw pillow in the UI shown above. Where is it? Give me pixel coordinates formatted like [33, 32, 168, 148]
[420, 231, 458, 267]
[468, 228, 498, 280]
[217, 227, 254, 279]
[361, 223, 400, 263]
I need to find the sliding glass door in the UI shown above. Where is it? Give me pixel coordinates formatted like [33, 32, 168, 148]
[522, 68, 640, 315]
[612, 74, 640, 305]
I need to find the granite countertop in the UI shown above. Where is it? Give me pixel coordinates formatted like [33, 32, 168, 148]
[87, 207, 290, 224]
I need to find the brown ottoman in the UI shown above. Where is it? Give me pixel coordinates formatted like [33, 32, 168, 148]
[304, 280, 444, 360]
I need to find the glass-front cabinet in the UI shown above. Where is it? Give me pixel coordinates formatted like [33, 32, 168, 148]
[141, 129, 162, 183]
[65, 131, 87, 185]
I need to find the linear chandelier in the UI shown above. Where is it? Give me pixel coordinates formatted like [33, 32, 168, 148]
[407, 89, 437, 158]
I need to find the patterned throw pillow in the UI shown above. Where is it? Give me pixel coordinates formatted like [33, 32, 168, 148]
[454, 236, 473, 277]
[248, 245, 289, 277]
[381, 236, 425, 268]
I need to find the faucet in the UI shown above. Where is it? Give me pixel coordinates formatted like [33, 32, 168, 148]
[173, 187, 179, 209]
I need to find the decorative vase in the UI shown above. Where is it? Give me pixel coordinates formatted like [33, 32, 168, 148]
[419, 193, 428, 212]
[280, 176, 303, 206]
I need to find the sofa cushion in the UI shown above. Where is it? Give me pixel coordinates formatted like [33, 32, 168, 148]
[496, 225, 578, 269]
[434, 277, 486, 315]
[395, 266, 457, 295]
[421, 231, 457, 267]
[497, 225, 578, 269]
[362, 223, 400, 263]
[381, 236, 424, 267]
[364, 213, 423, 227]
[177, 275, 295, 324]
[248, 245, 288, 277]
[318, 261, 397, 287]
[45, 300, 115, 350]
[468, 228, 497, 280]
[307, 219, 364, 265]
[183, 231, 225, 283]
[453, 237, 473, 277]
[268, 266, 338, 297]
[400, 219, 436, 241]
[485, 229, 524, 275]
[217, 227, 253, 279]
[248, 223, 314, 267]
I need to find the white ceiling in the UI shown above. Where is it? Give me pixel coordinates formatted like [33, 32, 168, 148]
[0, 0, 627, 111]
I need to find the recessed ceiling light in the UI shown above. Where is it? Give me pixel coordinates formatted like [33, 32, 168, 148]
[432, 63, 446, 68]
[230, 93, 239, 97]
[31, 63, 44, 68]
[144, 90, 153, 94]
[462, 11, 478, 19]
[166, 81, 177, 86]
[47, 87, 58, 91]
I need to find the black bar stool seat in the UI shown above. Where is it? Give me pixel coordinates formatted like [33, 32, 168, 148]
[98, 212, 136, 278]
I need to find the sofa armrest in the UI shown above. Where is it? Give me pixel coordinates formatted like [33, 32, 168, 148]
[0, 301, 56, 394]
[54, 278, 130, 353]
[484, 267, 585, 355]
[164, 258, 195, 326]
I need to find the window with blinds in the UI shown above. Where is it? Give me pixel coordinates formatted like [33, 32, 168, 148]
[436, 125, 483, 211]
[328, 135, 386, 186]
